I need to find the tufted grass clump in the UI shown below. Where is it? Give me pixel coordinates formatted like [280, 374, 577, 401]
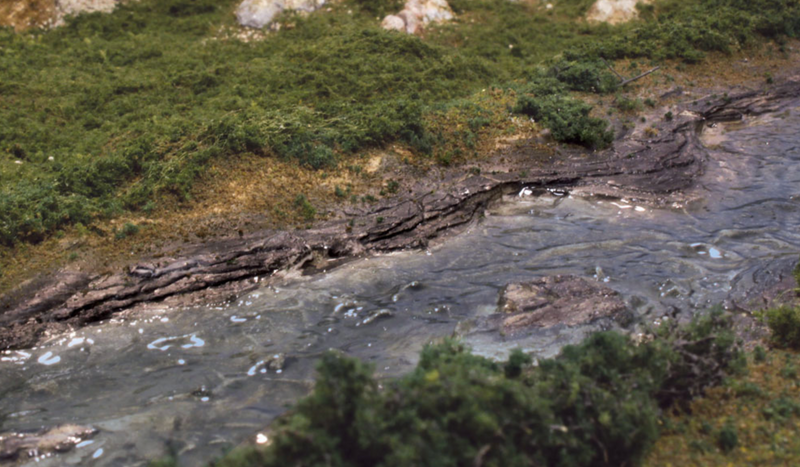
[212, 310, 742, 467]
[293, 194, 316, 221]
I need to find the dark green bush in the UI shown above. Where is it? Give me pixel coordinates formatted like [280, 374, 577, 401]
[115, 222, 140, 240]
[514, 93, 614, 149]
[215, 311, 742, 467]
[764, 306, 800, 349]
[762, 397, 800, 422]
[349, 0, 404, 17]
[650, 309, 746, 407]
[614, 95, 643, 113]
[753, 345, 767, 362]
[716, 423, 738, 453]
[551, 58, 619, 94]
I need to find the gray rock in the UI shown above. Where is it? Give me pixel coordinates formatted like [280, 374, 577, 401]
[236, 0, 326, 29]
[0, 424, 97, 460]
[498, 275, 627, 331]
[362, 309, 393, 325]
[53, 0, 125, 27]
[586, 0, 652, 25]
[381, 0, 454, 34]
[267, 352, 286, 371]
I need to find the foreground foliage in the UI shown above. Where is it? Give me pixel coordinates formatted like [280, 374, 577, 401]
[648, 347, 800, 466]
[1, 0, 798, 246]
[211, 311, 743, 467]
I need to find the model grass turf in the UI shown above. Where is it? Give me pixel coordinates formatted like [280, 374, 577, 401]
[1, 0, 799, 246]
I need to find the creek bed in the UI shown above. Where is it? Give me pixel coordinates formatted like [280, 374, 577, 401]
[1, 109, 800, 466]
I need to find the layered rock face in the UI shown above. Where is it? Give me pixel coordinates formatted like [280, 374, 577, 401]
[236, 0, 327, 29]
[381, 0, 454, 34]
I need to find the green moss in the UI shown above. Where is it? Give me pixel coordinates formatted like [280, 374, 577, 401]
[2, 0, 798, 247]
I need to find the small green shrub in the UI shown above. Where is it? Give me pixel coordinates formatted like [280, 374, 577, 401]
[514, 93, 614, 149]
[793, 258, 800, 289]
[763, 397, 800, 422]
[764, 306, 800, 349]
[294, 194, 316, 221]
[753, 345, 767, 362]
[348, 0, 403, 16]
[551, 58, 619, 94]
[731, 381, 763, 399]
[614, 95, 643, 113]
[716, 423, 738, 453]
[115, 222, 140, 240]
[781, 361, 797, 379]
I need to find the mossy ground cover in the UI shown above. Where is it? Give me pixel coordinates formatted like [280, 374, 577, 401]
[647, 348, 800, 466]
[0, 0, 798, 289]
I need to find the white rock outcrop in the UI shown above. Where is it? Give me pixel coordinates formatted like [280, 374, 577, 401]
[381, 0, 454, 35]
[236, 0, 326, 29]
[51, 0, 125, 26]
[586, 0, 651, 25]
[57, 0, 120, 17]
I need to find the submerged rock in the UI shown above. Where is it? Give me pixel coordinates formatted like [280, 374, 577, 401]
[362, 309, 393, 325]
[236, 0, 326, 29]
[382, 0, 454, 34]
[586, 0, 651, 25]
[0, 424, 97, 460]
[498, 275, 627, 331]
[267, 352, 286, 371]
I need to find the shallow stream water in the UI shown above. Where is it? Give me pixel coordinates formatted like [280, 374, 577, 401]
[2, 109, 800, 466]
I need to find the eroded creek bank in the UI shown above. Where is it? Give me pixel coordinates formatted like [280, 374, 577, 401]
[0, 79, 799, 465]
